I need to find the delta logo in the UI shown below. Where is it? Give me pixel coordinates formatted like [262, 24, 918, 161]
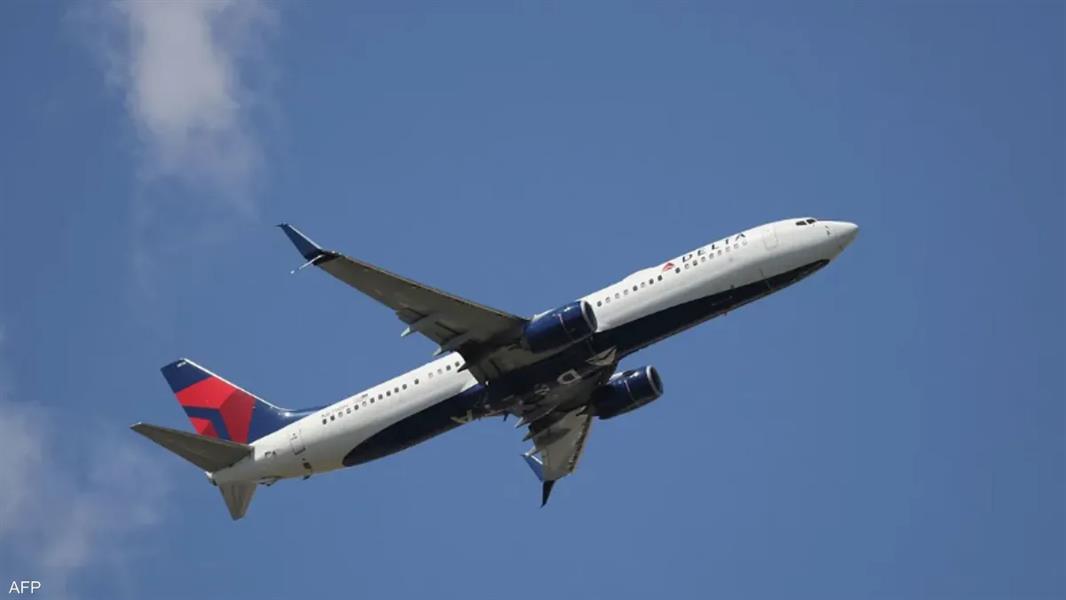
[661, 262, 675, 272]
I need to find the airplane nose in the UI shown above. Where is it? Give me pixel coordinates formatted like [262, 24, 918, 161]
[836, 222, 859, 247]
[823, 221, 859, 257]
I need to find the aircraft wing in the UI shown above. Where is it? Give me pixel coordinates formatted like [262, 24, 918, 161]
[279, 224, 529, 377]
[517, 370, 612, 506]
[523, 409, 595, 505]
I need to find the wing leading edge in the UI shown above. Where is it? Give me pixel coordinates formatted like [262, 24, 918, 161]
[279, 224, 531, 379]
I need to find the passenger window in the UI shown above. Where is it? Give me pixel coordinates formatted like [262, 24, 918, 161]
[674, 268, 680, 274]
[386, 391, 390, 397]
[658, 275, 663, 281]
[623, 289, 628, 296]
[446, 365, 451, 371]
[346, 407, 351, 414]
[632, 285, 638, 292]
[330, 415, 335, 421]
[322, 419, 327, 425]
[648, 279, 654, 285]
[394, 387, 399, 393]
[402, 384, 407, 390]
[414, 379, 419, 385]
[597, 301, 602, 307]
[640, 282, 645, 288]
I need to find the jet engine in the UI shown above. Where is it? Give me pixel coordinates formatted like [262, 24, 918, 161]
[590, 366, 664, 420]
[523, 300, 598, 354]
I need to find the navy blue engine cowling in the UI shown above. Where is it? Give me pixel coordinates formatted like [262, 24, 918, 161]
[591, 366, 664, 420]
[523, 301, 598, 354]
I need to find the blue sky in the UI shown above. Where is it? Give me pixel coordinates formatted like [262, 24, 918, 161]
[0, 1, 1063, 598]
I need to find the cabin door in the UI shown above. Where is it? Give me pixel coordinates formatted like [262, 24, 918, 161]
[762, 225, 779, 250]
[288, 427, 306, 455]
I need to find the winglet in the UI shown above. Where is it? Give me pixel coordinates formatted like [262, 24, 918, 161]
[541, 481, 556, 507]
[523, 452, 545, 481]
[522, 453, 556, 507]
[277, 223, 326, 261]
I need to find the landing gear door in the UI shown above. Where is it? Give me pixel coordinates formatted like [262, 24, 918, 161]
[762, 225, 779, 250]
[288, 427, 306, 455]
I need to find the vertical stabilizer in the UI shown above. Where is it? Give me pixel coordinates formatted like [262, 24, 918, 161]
[160, 358, 310, 443]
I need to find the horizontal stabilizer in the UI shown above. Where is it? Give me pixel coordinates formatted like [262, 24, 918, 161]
[219, 481, 257, 520]
[131, 422, 252, 472]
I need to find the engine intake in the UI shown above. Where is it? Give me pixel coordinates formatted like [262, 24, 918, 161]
[523, 301, 598, 354]
[591, 366, 664, 420]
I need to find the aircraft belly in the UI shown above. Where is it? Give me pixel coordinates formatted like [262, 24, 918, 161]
[342, 385, 490, 466]
[601, 260, 828, 356]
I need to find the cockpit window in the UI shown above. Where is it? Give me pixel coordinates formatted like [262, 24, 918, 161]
[806, 218, 817, 224]
[795, 220, 806, 226]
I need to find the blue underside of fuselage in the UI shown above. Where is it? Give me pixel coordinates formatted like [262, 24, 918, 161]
[342, 260, 828, 467]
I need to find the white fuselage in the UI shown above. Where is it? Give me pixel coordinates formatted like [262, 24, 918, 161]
[212, 218, 857, 486]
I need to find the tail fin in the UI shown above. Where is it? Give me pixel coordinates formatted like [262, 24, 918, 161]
[161, 358, 303, 444]
[131, 423, 258, 520]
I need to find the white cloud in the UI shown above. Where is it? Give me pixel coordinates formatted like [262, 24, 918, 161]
[0, 404, 43, 540]
[99, 0, 277, 210]
[0, 335, 171, 597]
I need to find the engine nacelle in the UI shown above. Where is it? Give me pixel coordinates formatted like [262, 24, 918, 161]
[591, 366, 664, 420]
[523, 300, 598, 354]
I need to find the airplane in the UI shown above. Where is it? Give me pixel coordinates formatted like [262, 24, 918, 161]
[132, 217, 858, 519]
